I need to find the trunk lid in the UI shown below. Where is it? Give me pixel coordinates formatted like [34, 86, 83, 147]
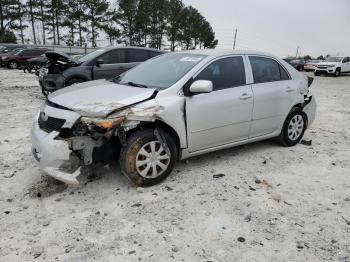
[48, 79, 157, 117]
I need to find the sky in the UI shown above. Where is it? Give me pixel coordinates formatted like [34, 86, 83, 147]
[182, 0, 350, 58]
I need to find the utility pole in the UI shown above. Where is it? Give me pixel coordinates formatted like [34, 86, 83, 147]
[233, 29, 237, 49]
[295, 46, 299, 58]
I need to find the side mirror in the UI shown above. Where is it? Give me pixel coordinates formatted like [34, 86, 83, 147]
[96, 58, 104, 66]
[189, 80, 213, 94]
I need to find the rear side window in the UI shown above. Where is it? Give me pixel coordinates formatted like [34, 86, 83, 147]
[249, 56, 290, 83]
[20, 50, 32, 56]
[32, 49, 47, 56]
[279, 65, 290, 80]
[194, 56, 246, 91]
[100, 49, 127, 64]
[127, 49, 149, 63]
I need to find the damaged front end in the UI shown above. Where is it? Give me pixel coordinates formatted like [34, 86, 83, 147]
[40, 51, 81, 93]
[31, 91, 163, 185]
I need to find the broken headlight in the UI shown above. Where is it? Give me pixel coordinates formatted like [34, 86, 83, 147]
[81, 116, 125, 130]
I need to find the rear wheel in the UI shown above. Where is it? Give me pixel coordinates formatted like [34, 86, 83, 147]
[120, 129, 177, 187]
[278, 108, 307, 147]
[314, 72, 320, 76]
[8, 60, 18, 69]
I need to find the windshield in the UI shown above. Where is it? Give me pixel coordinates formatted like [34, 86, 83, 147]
[0, 46, 7, 53]
[325, 57, 342, 62]
[78, 49, 106, 63]
[113, 53, 206, 90]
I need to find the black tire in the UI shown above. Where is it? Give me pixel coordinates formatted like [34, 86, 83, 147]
[119, 129, 177, 187]
[314, 72, 320, 76]
[7, 60, 18, 69]
[334, 68, 341, 77]
[65, 78, 84, 87]
[278, 108, 307, 147]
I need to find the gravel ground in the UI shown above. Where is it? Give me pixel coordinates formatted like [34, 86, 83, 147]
[0, 68, 349, 262]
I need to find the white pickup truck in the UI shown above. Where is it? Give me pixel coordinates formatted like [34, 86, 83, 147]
[314, 56, 350, 76]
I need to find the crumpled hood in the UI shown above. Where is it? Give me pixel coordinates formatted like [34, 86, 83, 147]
[45, 51, 78, 64]
[48, 79, 157, 118]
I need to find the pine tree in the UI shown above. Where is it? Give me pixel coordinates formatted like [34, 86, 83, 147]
[0, 0, 22, 43]
[166, 0, 184, 51]
[84, 0, 109, 47]
[116, 0, 138, 46]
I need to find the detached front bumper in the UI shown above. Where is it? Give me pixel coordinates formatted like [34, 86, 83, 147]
[31, 121, 82, 185]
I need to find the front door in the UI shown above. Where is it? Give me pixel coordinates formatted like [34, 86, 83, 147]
[93, 49, 129, 79]
[186, 56, 253, 152]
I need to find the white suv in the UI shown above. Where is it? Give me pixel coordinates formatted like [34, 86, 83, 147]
[31, 50, 316, 186]
[315, 56, 350, 76]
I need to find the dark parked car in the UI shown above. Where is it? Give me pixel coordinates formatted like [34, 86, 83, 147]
[0, 48, 25, 66]
[1, 48, 50, 69]
[288, 59, 306, 71]
[39, 47, 164, 95]
[0, 45, 26, 54]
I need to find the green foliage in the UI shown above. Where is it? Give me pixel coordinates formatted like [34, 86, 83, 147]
[1, 30, 17, 43]
[0, 0, 26, 43]
[1, 0, 217, 49]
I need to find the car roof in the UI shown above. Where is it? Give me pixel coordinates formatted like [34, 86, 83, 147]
[177, 49, 281, 59]
[101, 46, 165, 53]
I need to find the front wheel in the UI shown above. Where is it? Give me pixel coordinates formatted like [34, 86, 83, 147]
[119, 129, 177, 187]
[65, 78, 84, 87]
[334, 68, 341, 77]
[278, 108, 307, 147]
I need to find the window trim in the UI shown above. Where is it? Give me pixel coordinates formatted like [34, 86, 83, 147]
[248, 55, 292, 84]
[191, 55, 249, 92]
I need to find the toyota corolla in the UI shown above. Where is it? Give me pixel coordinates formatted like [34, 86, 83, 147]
[31, 50, 316, 186]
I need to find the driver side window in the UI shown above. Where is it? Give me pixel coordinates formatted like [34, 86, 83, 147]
[194, 56, 246, 91]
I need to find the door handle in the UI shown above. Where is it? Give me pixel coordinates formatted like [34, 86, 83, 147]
[286, 86, 296, 93]
[240, 93, 252, 100]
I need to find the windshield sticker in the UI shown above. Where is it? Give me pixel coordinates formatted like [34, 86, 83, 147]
[180, 57, 203, 62]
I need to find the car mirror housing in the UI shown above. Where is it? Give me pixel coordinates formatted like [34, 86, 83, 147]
[96, 59, 104, 66]
[189, 80, 213, 94]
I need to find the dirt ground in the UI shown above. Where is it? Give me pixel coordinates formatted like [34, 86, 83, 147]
[0, 67, 349, 262]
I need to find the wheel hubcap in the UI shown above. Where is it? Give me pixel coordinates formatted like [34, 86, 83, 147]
[288, 115, 304, 141]
[136, 141, 170, 178]
[10, 62, 17, 69]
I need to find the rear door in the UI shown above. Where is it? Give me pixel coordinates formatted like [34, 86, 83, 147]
[93, 49, 128, 79]
[248, 56, 295, 137]
[186, 56, 253, 152]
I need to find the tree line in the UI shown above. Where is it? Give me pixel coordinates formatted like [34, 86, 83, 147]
[0, 0, 218, 51]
